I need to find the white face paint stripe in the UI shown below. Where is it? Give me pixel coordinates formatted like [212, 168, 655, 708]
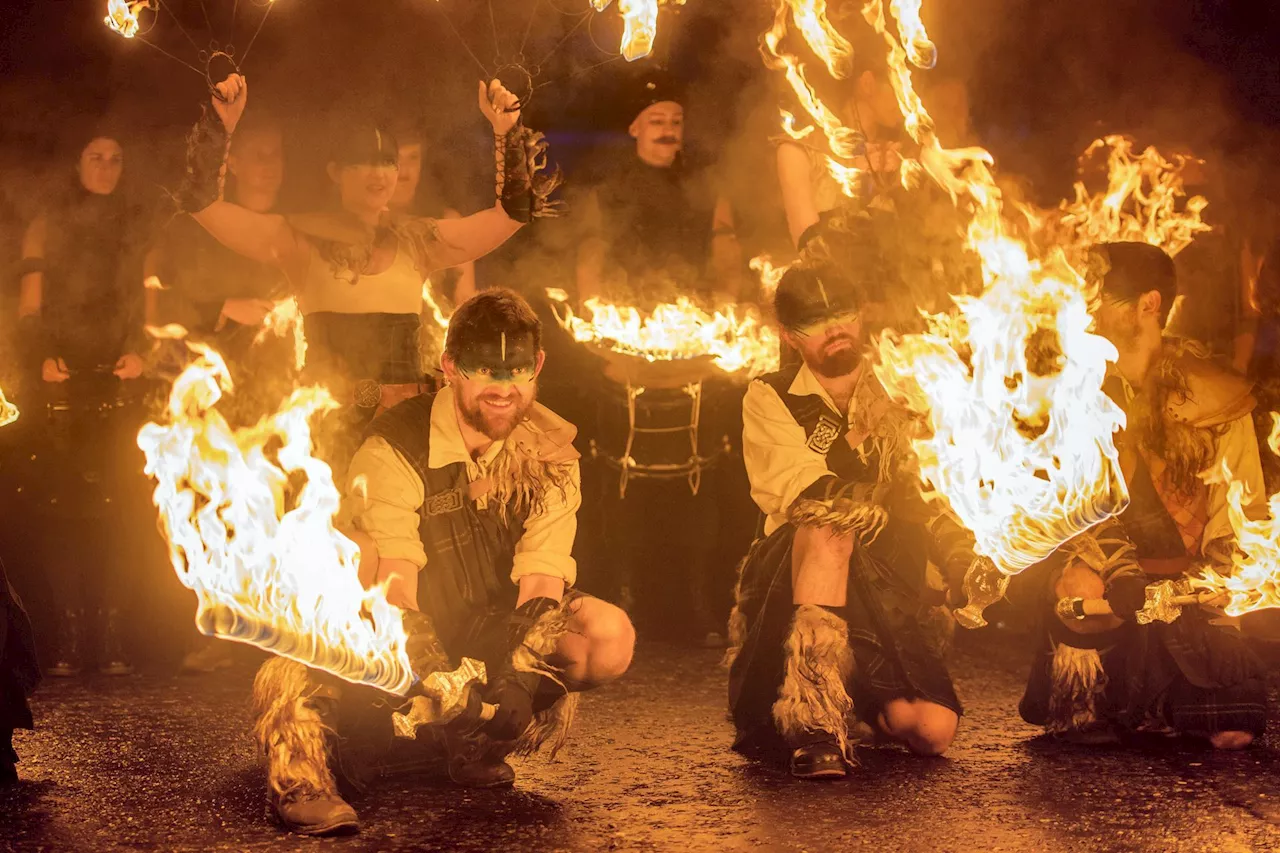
[817, 279, 830, 309]
[501, 331, 507, 361]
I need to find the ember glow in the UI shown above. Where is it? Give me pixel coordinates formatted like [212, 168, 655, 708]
[0, 386, 17, 428]
[549, 292, 780, 377]
[104, 0, 151, 38]
[1051, 135, 1212, 260]
[1191, 415, 1280, 617]
[779, 0, 1130, 624]
[137, 344, 416, 695]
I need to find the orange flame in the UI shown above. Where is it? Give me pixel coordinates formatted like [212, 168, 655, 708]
[550, 292, 780, 377]
[137, 343, 416, 695]
[750, 254, 791, 298]
[104, 0, 150, 38]
[1051, 135, 1212, 260]
[256, 297, 308, 372]
[593, 0, 683, 61]
[1190, 414, 1280, 617]
[760, 0, 868, 197]
[0, 386, 17, 428]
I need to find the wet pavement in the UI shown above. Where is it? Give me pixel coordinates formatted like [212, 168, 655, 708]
[4, 633, 1280, 853]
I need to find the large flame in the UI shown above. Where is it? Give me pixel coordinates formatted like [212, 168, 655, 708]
[0, 386, 17, 428]
[1049, 135, 1212, 260]
[757, 0, 1129, 601]
[861, 0, 1130, 578]
[550, 291, 780, 377]
[137, 343, 416, 695]
[1191, 415, 1280, 617]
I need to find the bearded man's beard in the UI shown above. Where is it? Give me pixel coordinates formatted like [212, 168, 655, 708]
[459, 387, 537, 440]
[809, 335, 862, 378]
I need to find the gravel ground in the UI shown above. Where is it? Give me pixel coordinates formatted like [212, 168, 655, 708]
[4, 632, 1280, 853]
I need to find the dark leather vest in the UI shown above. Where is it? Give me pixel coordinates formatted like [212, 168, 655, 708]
[366, 393, 529, 643]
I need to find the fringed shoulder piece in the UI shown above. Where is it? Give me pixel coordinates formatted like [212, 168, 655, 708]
[486, 403, 580, 521]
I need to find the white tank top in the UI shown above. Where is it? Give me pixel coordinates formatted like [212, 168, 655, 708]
[297, 242, 423, 316]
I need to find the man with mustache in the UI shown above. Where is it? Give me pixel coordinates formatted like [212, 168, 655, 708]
[1018, 241, 1269, 748]
[250, 289, 635, 835]
[726, 242, 976, 779]
[576, 72, 741, 303]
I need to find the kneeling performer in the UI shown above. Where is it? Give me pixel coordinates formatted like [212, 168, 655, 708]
[252, 290, 636, 835]
[727, 249, 974, 780]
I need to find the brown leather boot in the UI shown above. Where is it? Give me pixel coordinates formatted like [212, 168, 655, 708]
[274, 786, 359, 836]
[444, 732, 516, 789]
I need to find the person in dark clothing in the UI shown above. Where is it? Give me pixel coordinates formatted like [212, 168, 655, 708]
[575, 73, 742, 305]
[0, 555, 39, 784]
[15, 129, 150, 678]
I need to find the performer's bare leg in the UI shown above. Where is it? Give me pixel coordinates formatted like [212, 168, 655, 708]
[551, 597, 636, 689]
[791, 525, 851, 606]
[878, 699, 957, 756]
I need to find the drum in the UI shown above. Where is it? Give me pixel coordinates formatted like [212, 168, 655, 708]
[592, 351, 740, 498]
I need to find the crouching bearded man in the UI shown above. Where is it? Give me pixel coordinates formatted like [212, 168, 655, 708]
[727, 246, 977, 780]
[251, 289, 636, 835]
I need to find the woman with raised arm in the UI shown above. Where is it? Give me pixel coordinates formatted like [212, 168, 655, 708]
[178, 75, 559, 442]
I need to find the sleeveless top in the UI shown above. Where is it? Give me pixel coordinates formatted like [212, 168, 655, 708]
[299, 244, 425, 386]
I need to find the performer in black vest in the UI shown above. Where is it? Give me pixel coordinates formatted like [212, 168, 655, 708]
[726, 241, 976, 779]
[250, 289, 635, 836]
[575, 73, 742, 304]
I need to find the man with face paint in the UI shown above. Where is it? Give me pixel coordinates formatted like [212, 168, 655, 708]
[576, 72, 741, 303]
[725, 234, 976, 779]
[249, 290, 635, 835]
[177, 75, 558, 454]
[1017, 241, 1269, 748]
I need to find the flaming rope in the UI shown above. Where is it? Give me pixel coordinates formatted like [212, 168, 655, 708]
[550, 291, 780, 377]
[1191, 414, 1280, 617]
[137, 343, 416, 695]
[0, 386, 17, 428]
[760, 0, 866, 196]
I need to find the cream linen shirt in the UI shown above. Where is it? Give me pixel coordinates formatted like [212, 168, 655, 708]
[742, 363, 864, 536]
[345, 385, 581, 586]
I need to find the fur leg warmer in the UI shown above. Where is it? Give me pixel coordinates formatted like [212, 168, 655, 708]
[1045, 643, 1108, 734]
[252, 657, 340, 802]
[772, 605, 860, 762]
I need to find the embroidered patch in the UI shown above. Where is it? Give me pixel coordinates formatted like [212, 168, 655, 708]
[807, 415, 842, 455]
[424, 488, 464, 516]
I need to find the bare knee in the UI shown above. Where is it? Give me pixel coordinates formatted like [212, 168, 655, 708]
[878, 700, 958, 757]
[1209, 730, 1254, 750]
[578, 600, 636, 684]
[1054, 562, 1122, 634]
